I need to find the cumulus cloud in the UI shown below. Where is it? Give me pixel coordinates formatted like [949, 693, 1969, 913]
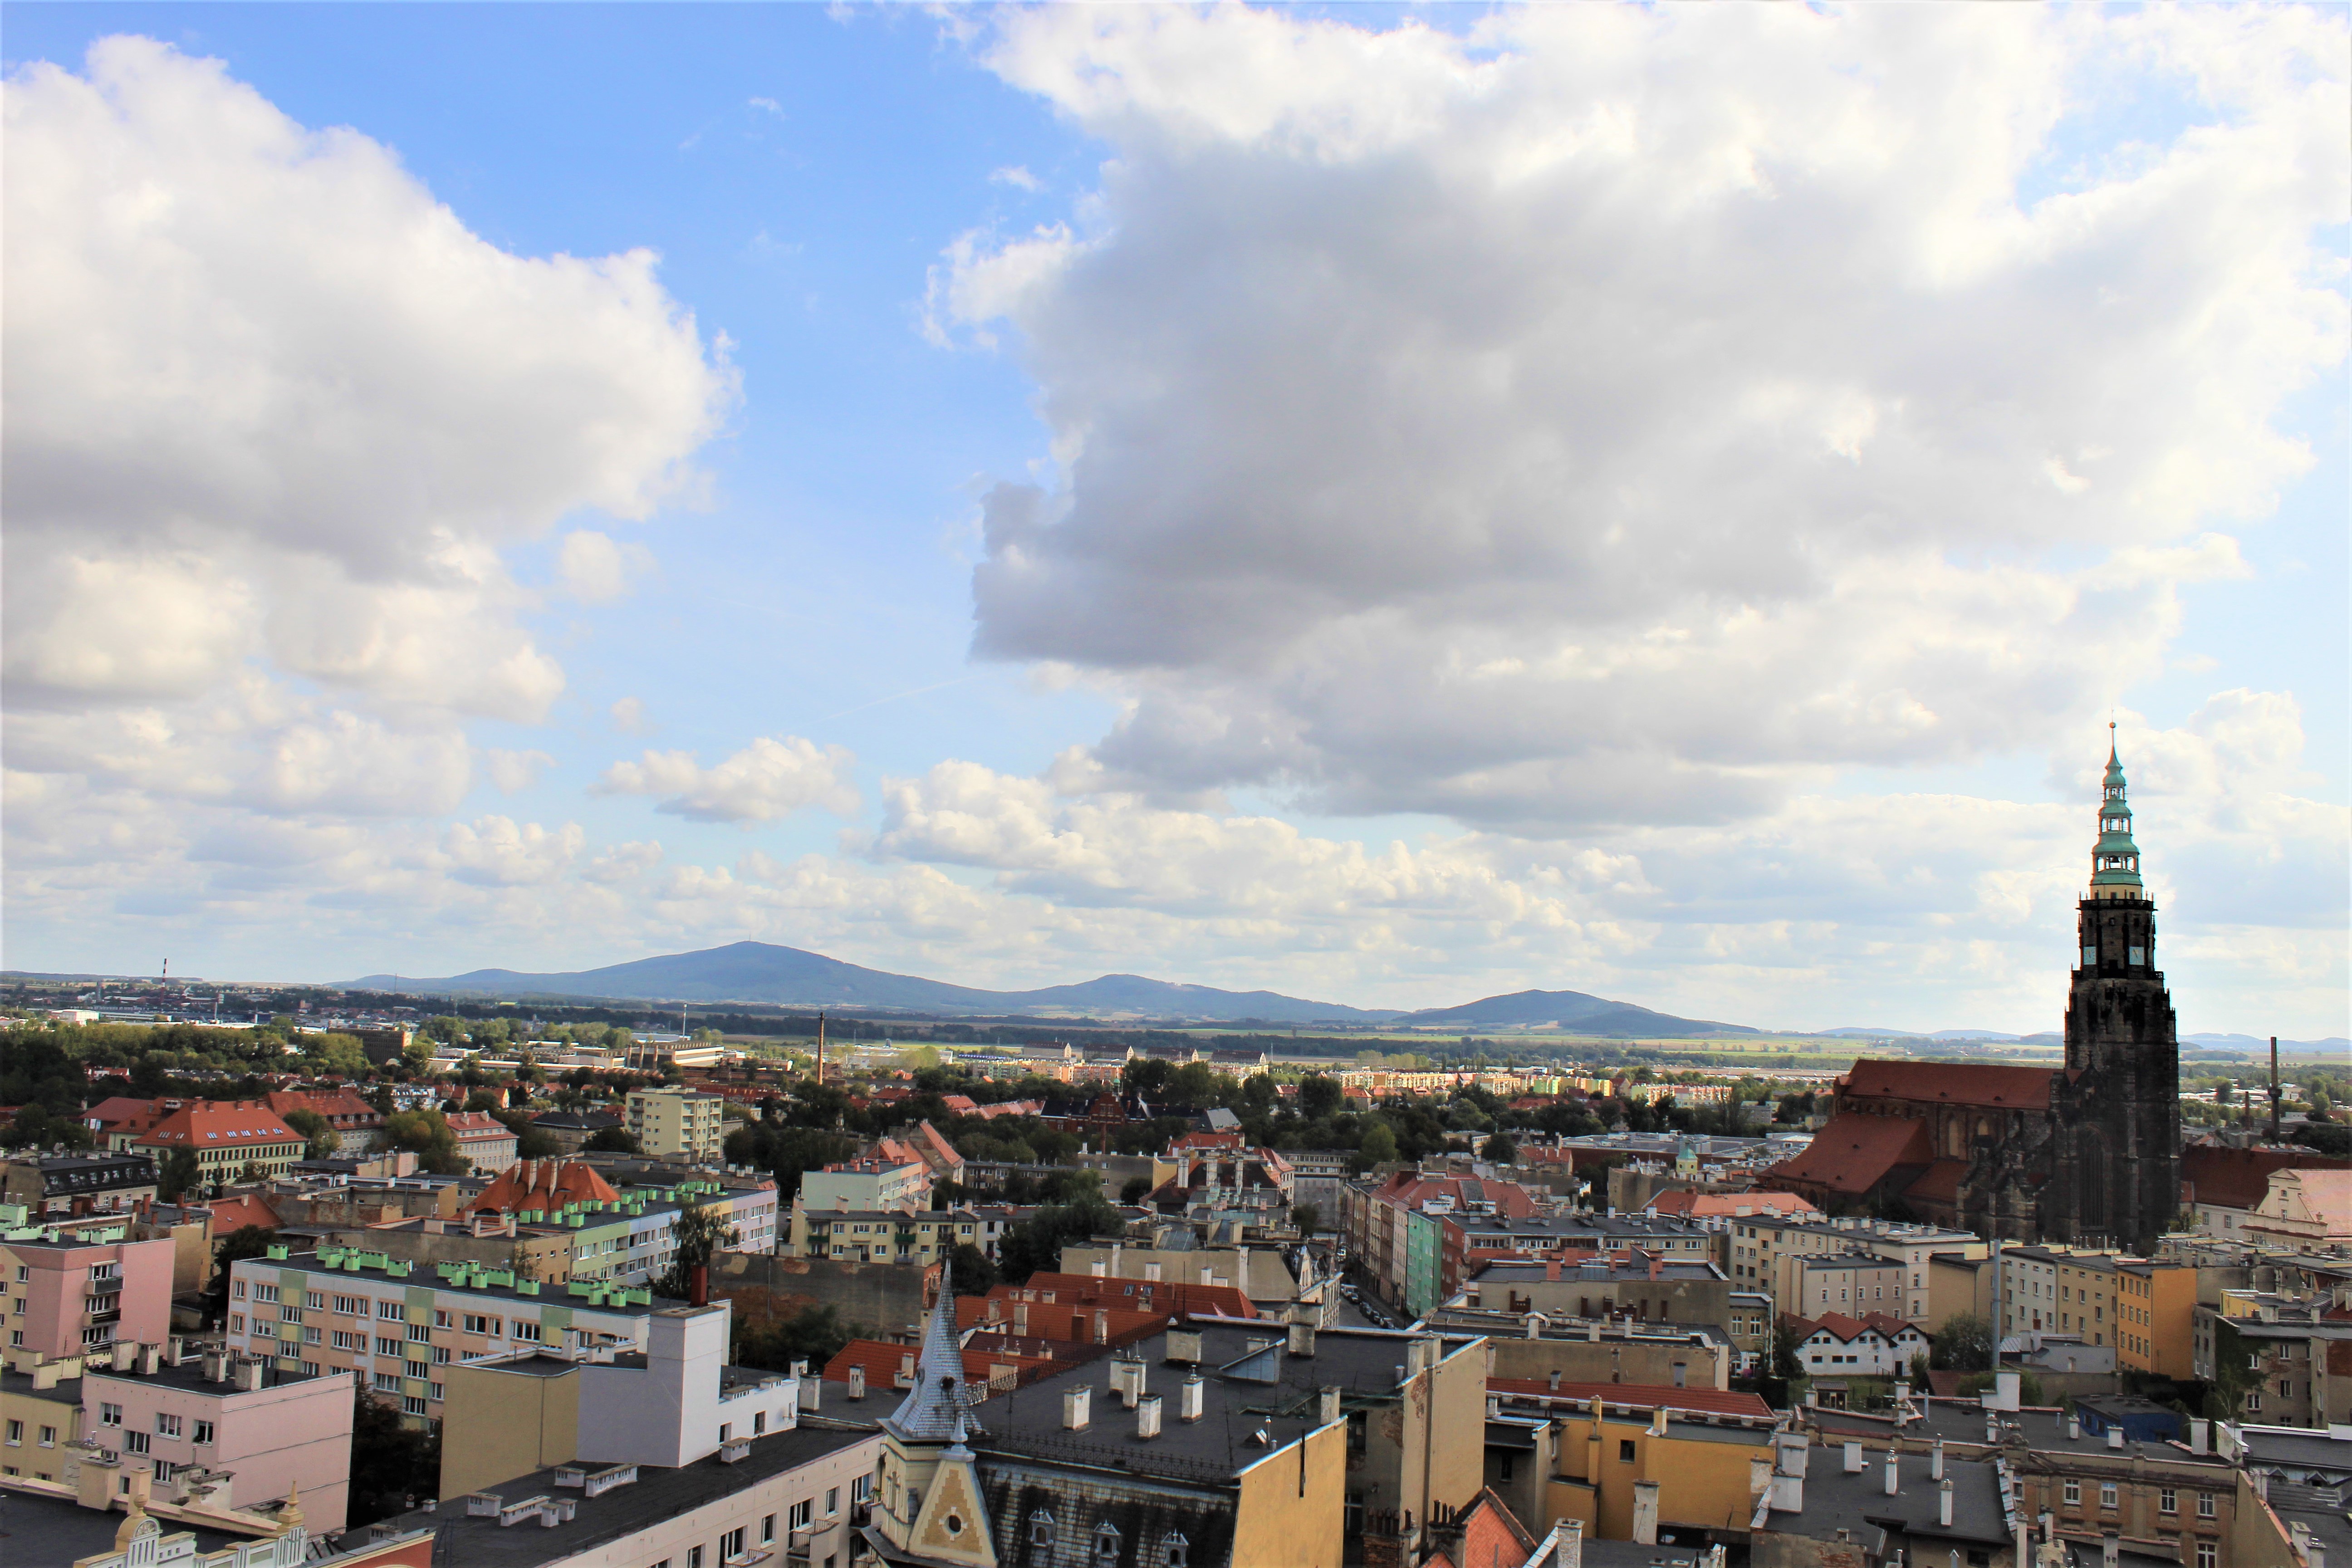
[1, 36, 733, 790]
[596, 735, 861, 824]
[938, 5, 2349, 828]
[442, 816, 585, 887]
[557, 530, 656, 605]
[610, 697, 653, 735]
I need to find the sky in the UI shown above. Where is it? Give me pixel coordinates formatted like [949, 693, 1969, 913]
[3, 3, 2346, 1038]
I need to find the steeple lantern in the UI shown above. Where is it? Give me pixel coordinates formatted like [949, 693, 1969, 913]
[2087, 727, 2145, 901]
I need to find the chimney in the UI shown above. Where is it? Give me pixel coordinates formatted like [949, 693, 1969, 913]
[1179, 1373, 1205, 1422]
[1548, 1369, 1563, 1392]
[113, 1341, 138, 1372]
[203, 1348, 229, 1384]
[1063, 1386, 1091, 1431]
[1288, 1320, 1316, 1358]
[2102, 1535, 2120, 1568]
[1094, 1309, 1111, 1345]
[2107, 1426, 2125, 1450]
[1649, 1406, 1666, 1437]
[1319, 1386, 1343, 1426]
[234, 1357, 264, 1392]
[1632, 1480, 1661, 1545]
[1884, 1450, 1900, 1496]
[1938, 1479, 1955, 1528]
[1014, 1302, 1029, 1336]
[1144, 1260, 1161, 1283]
[2190, 1419, 2210, 1455]
[848, 1365, 865, 1401]
[1166, 1328, 1203, 1364]
[1749, 1455, 1774, 1502]
[1552, 1518, 1584, 1568]
[1844, 1440, 1864, 1474]
[1931, 1438, 1945, 1480]
[2067, 1414, 2081, 1441]
[1136, 1392, 1163, 1439]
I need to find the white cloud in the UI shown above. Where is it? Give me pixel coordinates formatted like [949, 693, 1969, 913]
[441, 816, 585, 887]
[938, 5, 2348, 828]
[610, 697, 652, 735]
[989, 164, 1042, 191]
[0, 36, 733, 819]
[557, 530, 655, 605]
[595, 735, 861, 824]
[486, 749, 555, 793]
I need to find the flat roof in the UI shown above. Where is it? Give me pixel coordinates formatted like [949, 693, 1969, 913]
[356, 1423, 879, 1567]
[1767, 1449, 2011, 1546]
[248, 1250, 682, 1319]
[0, 1490, 252, 1562]
[966, 1324, 1475, 1486]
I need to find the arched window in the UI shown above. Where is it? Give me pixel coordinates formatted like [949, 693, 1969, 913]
[1094, 1521, 1122, 1565]
[1029, 1510, 1055, 1546]
[1165, 1530, 1190, 1568]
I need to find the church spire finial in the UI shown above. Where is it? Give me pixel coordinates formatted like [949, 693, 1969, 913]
[2089, 733, 2142, 898]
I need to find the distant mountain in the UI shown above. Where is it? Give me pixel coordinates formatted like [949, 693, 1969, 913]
[1396, 987, 1756, 1039]
[2184, 1032, 2351, 1054]
[1813, 1026, 1923, 1038]
[343, 941, 1395, 1024]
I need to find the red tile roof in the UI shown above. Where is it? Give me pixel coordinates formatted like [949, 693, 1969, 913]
[1645, 1190, 1818, 1219]
[1902, 1159, 1970, 1205]
[463, 1159, 623, 1216]
[1430, 1489, 1537, 1568]
[266, 1088, 383, 1129]
[1839, 1059, 2056, 1111]
[205, 1194, 281, 1235]
[132, 1102, 302, 1152]
[958, 1295, 1168, 1348]
[1004, 1273, 1258, 1321]
[2180, 1146, 2340, 1210]
[1763, 1113, 1933, 1196]
[1487, 1377, 1773, 1419]
[822, 1338, 1058, 1392]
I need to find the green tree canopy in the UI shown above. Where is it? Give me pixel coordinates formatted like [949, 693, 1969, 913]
[281, 1107, 339, 1160]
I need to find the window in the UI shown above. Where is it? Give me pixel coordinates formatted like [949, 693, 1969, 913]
[722, 1527, 746, 1558]
[193, 1421, 213, 1446]
[2100, 1483, 2118, 1510]
[303, 1326, 321, 1344]
[152, 1460, 177, 1483]
[252, 1283, 279, 1304]
[376, 1336, 401, 1357]
[2161, 1489, 2177, 1514]
[125, 1431, 151, 1455]
[378, 1301, 403, 1320]
[406, 1360, 430, 1380]
[429, 1383, 443, 1402]
[1619, 1439, 1637, 1463]
[2196, 1545, 2217, 1568]
[232, 1280, 247, 1300]
[689, 1549, 704, 1568]
[1165, 1533, 1190, 1568]
[373, 1372, 402, 1393]
[762, 1515, 776, 1544]
[39, 1426, 56, 1448]
[1095, 1522, 1122, 1566]
[156, 1414, 181, 1438]
[334, 1295, 361, 1315]
[719, 1424, 732, 1444]
[791, 1499, 813, 1530]
[100, 1403, 123, 1428]
[3, 1420, 18, 1446]
[228, 1316, 243, 1334]
[463, 1313, 490, 1334]
[2246, 1392, 2262, 1412]
[1032, 1511, 1056, 1546]
[2197, 1494, 2216, 1520]
[513, 1320, 541, 1342]
[2064, 1480, 2082, 1507]
[433, 1346, 452, 1365]
[407, 1323, 430, 1343]
[401, 1396, 427, 1416]
[434, 1310, 452, 1329]
[826, 1487, 839, 1514]
[305, 1290, 326, 1310]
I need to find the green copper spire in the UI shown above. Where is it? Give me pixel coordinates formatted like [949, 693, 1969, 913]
[2089, 725, 2143, 898]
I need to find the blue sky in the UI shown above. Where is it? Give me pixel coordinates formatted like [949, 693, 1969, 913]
[4, 4, 2345, 1036]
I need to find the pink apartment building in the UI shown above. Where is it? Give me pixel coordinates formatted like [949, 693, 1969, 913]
[3, 1235, 173, 1357]
[81, 1341, 355, 1533]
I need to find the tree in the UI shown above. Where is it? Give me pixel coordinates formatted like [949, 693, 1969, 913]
[949, 1243, 1000, 1297]
[205, 1225, 279, 1323]
[347, 1389, 441, 1528]
[282, 1107, 339, 1161]
[1356, 1122, 1400, 1169]
[1291, 1202, 1321, 1237]
[1930, 1313, 1994, 1372]
[383, 1109, 466, 1175]
[1298, 1074, 1344, 1121]
[1480, 1132, 1518, 1163]
[0, 1103, 95, 1152]
[997, 1192, 1124, 1285]
[655, 1204, 740, 1300]
[494, 1108, 561, 1160]
[1771, 1318, 1806, 1381]
[584, 1125, 642, 1155]
[1120, 1176, 1155, 1205]
[158, 1147, 204, 1202]
[733, 1304, 854, 1375]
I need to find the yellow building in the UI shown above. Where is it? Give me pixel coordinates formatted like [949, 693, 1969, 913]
[1538, 1397, 1775, 1541]
[2116, 1259, 2198, 1378]
[0, 1351, 84, 1484]
[625, 1088, 725, 1164]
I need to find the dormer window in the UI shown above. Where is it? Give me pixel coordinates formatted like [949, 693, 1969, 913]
[1030, 1511, 1055, 1546]
[1095, 1522, 1122, 1565]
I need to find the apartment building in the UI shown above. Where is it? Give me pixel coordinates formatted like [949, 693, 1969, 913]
[1728, 1213, 1982, 1323]
[0, 1152, 158, 1218]
[2117, 1257, 2202, 1379]
[224, 1244, 666, 1426]
[1784, 1252, 1909, 1321]
[441, 1110, 518, 1171]
[3, 1234, 174, 1357]
[625, 1087, 725, 1163]
[800, 1156, 931, 1213]
[80, 1340, 357, 1532]
[2193, 1291, 2352, 1427]
[2001, 1245, 2119, 1344]
[789, 1202, 1029, 1269]
[127, 1101, 307, 1186]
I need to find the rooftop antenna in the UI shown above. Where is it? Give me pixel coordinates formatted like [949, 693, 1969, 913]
[2268, 1036, 2281, 1143]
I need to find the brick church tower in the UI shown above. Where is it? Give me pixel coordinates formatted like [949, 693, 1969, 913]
[2049, 732, 2180, 1248]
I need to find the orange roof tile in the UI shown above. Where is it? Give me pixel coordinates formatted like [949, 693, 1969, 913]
[1646, 1190, 1818, 1219]
[1763, 1113, 1934, 1196]
[463, 1159, 623, 1216]
[132, 1102, 302, 1151]
[822, 1338, 1057, 1392]
[957, 1295, 1169, 1347]
[1001, 1273, 1259, 1321]
[2180, 1146, 2341, 1210]
[1839, 1059, 2056, 1111]
[205, 1194, 281, 1235]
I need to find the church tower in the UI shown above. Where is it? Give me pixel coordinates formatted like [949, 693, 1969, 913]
[871, 1288, 997, 1568]
[2052, 733, 2180, 1248]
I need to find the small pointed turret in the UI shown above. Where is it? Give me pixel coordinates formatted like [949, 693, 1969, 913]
[884, 1286, 980, 1442]
[2088, 726, 2143, 899]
